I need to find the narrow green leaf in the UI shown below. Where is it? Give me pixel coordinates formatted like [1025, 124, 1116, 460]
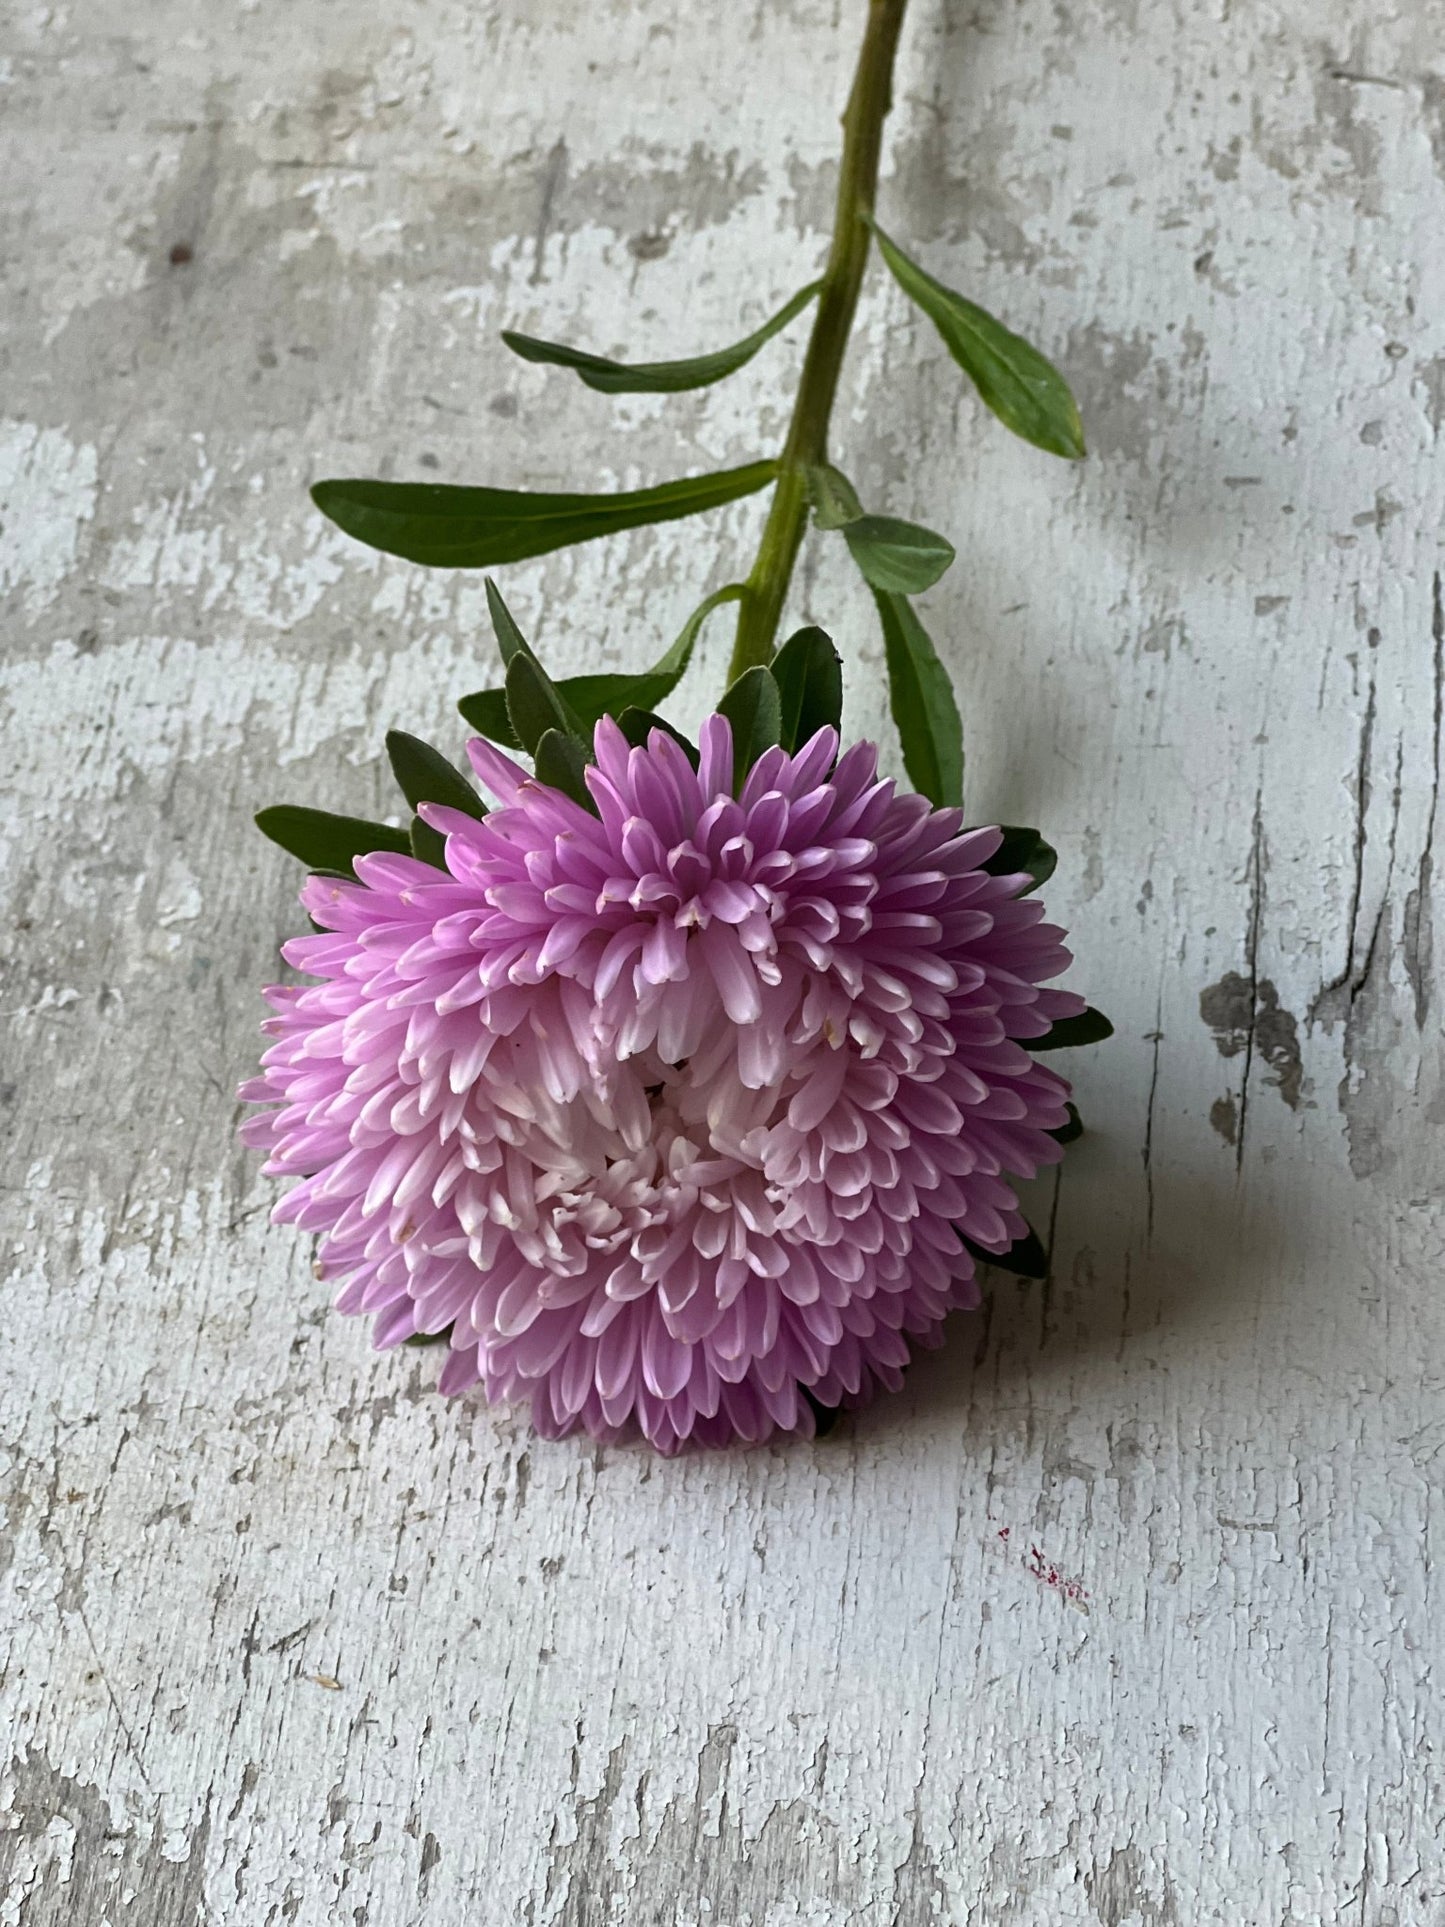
[501, 281, 822, 395]
[311, 461, 780, 568]
[385, 730, 486, 820]
[981, 825, 1057, 894]
[456, 686, 520, 750]
[805, 462, 865, 530]
[716, 666, 782, 794]
[962, 1226, 1049, 1279]
[458, 582, 744, 749]
[872, 222, 1086, 459]
[505, 654, 585, 755]
[872, 590, 964, 810]
[256, 805, 411, 876]
[409, 815, 450, 870]
[771, 626, 842, 751]
[843, 515, 955, 595]
[485, 577, 531, 666]
[617, 708, 701, 768]
[655, 581, 748, 682]
[1032, 1007, 1114, 1052]
[405, 1326, 452, 1347]
[559, 581, 745, 726]
[533, 730, 597, 813]
[1047, 1103, 1084, 1145]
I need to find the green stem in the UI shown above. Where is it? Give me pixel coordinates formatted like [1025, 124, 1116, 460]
[726, 0, 910, 683]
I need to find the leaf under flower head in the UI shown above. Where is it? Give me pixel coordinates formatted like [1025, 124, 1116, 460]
[460, 581, 744, 749]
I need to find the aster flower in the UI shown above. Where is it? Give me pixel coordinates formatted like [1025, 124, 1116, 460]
[241, 714, 1087, 1452]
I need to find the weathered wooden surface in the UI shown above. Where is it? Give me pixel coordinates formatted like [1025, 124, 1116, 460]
[2, 0, 1442, 1919]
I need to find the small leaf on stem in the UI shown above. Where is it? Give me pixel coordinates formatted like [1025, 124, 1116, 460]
[456, 687, 519, 750]
[716, 666, 783, 794]
[502, 281, 822, 394]
[408, 816, 450, 870]
[505, 654, 586, 756]
[871, 590, 964, 809]
[1032, 1008, 1114, 1052]
[617, 708, 701, 768]
[533, 729, 597, 813]
[255, 805, 411, 877]
[805, 462, 865, 530]
[458, 582, 745, 750]
[962, 1226, 1049, 1279]
[560, 581, 745, 725]
[871, 222, 1086, 460]
[485, 578, 531, 666]
[385, 731, 487, 820]
[842, 514, 955, 594]
[801, 1385, 843, 1439]
[981, 825, 1057, 894]
[771, 625, 842, 751]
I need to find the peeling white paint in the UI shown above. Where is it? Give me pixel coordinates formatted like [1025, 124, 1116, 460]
[1, 0, 1443, 1923]
[0, 423, 97, 616]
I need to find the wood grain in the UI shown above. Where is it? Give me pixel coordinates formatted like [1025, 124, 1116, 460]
[2, 0, 1442, 1919]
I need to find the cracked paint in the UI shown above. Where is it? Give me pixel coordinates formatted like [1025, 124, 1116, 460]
[1, 0, 1443, 1922]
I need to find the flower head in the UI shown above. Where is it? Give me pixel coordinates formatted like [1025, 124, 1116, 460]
[240, 716, 1083, 1451]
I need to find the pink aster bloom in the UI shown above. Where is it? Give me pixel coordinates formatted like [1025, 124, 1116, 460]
[240, 717, 1084, 1452]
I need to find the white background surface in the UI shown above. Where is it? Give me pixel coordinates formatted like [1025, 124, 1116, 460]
[2, 0, 1442, 1919]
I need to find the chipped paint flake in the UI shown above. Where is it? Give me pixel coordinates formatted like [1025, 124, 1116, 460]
[0, 422, 98, 615]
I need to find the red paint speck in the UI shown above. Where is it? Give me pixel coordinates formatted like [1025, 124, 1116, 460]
[992, 1524, 1090, 1609]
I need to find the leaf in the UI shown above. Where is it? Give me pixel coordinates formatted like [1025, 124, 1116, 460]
[409, 816, 450, 870]
[1032, 1007, 1114, 1052]
[256, 805, 411, 876]
[457, 582, 745, 751]
[872, 590, 964, 809]
[981, 825, 1057, 894]
[800, 1385, 843, 1440]
[559, 580, 745, 725]
[805, 463, 955, 595]
[405, 1326, 452, 1347]
[385, 731, 487, 820]
[843, 514, 955, 595]
[716, 666, 782, 794]
[456, 686, 519, 749]
[962, 1226, 1049, 1279]
[501, 280, 822, 394]
[311, 461, 780, 568]
[485, 577, 531, 666]
[872, 223, 1086, 460]
[1047, 1103, 1084, 1145]
[805, 462, 865, 530]
[771, 625, 842, 751]
[617, 707, 701, 768]
[533, 729, 597, 813]
[505, 654, 586, 755]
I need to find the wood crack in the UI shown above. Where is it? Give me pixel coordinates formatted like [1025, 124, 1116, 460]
[1235, 789, 1265, 1174]
[1310, 681, 1375, 1027]
[1403, 571, 1442, 1026]
[1141, 988, 1164, 1234]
